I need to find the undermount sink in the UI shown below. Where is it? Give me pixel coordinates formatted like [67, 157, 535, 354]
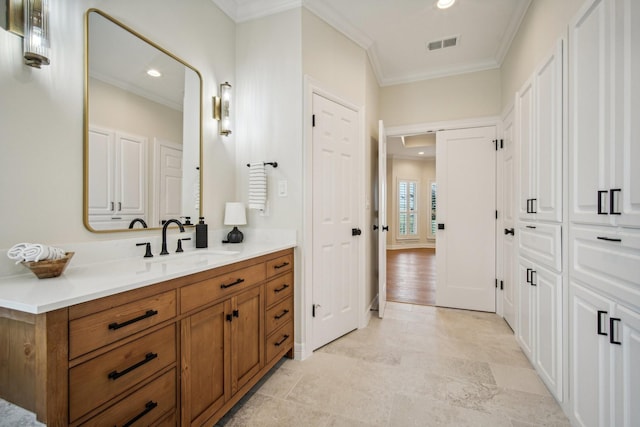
[144, 249, 240, 266]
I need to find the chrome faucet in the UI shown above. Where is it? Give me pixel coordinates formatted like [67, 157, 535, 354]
[160, 219, 185, 255]
[128, 218, 148, 229]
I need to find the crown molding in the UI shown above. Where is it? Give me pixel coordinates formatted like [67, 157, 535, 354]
[378, 59, 500, 87]
[495, 0, 532, 64]
[212, 0, 303, 23]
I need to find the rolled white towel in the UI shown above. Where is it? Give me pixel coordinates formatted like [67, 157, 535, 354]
[7, 242, 30, 260]
[7, 243, 66, 263]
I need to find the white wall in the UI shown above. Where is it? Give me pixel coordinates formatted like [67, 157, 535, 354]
[501, 0, 584, 108]
[387, 158, 436, 248]
[0, 0, 235, 248]
[380, 69, 502, 127]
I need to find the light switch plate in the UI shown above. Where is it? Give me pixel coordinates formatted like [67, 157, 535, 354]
[278, 180, 288, 197]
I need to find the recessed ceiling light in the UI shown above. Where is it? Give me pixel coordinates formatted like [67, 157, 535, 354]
[437, 0, 455, 9]
[147, 69, 162, 77]
[418, 151, 425, 155]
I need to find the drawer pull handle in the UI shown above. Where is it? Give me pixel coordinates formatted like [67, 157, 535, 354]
[526, 225, 536, 229]
[274, 284, 289, 293]
[274, 334, 289, 347]
[274, 309, 289, 320]
[220, 278, 245, 289]
[122, 401, 158, 427]
[597, 310, 608, 336]
[108, 352, 158, 380]
[597, 236, 622, 243]
[610, 318, 622, 345]
[274, 262, 290, 270]
[108, 309, 158, 331]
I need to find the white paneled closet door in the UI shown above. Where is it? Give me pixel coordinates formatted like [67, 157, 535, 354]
[516, 77, 534, 222]
[569, 0, 613, 226]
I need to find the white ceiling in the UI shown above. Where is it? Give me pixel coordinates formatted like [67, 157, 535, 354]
[213, 0, 531, 86]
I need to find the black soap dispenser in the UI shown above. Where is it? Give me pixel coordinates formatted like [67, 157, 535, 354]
[195, 217, 208, 248]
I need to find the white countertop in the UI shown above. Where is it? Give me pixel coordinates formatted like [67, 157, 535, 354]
[0, 230, 296, 314]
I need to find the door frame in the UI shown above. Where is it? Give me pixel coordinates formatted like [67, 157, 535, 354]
[301, 75, 367, 360]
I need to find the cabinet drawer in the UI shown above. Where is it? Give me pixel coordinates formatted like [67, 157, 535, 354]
[266, 297, 293, 336]
[80, 369, 176, 427]
[266, 253, 293, 278]
[265, 272, 293, 307]
[69, 325, 176, 422]
[571, 225, 640, 308]
[181, 263, 266, 313]
[266, 321, 293, 364]
[519, 222, 562, 272]
[69, 290, 176, 359]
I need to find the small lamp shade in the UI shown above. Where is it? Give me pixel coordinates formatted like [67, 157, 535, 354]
[224, 202, 246, 243]
[224, 202, 247, 226]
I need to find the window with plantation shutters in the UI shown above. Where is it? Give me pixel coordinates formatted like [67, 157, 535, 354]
[398, 179, 418, 238]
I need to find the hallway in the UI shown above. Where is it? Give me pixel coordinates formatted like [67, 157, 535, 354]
[387, 248, 436, 306]
[217, 303, 569, 426]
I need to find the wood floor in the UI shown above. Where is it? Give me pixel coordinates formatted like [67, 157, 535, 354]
[386, 248, 435, 306]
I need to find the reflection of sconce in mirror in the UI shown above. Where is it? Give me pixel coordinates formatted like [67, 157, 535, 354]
[3, 0, 51, 68]
[213, 82, 232, 136]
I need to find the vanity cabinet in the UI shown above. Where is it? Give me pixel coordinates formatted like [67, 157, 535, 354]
[0, 248, 294, 426]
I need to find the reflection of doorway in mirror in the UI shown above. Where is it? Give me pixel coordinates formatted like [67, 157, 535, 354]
[153, 138, 183, 228]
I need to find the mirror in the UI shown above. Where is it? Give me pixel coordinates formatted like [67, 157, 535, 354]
[84, 9, 202, 232]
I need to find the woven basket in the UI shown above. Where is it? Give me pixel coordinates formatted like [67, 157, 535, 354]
[21, 252, 74, 279]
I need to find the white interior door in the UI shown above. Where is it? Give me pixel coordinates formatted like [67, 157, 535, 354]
[156, 140, 183, 226]
[311, 93, 360, 350]
[502, 109, 517, 328]
[435, 126, 496, 312]
[378, 120, 388, 318]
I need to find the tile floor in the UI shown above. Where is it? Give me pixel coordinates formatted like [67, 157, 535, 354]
[0, 302, 571, 426]
[217, 302, 571, 427]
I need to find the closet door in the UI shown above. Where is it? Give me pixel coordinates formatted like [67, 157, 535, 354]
[534, 39, 563, 223]
[569, 0, 613, 226]
[613, 305, 640, 427]
[88, 128, 115, 216]
[516, 78, 535, 221]
[517, 258, 534, 361]
[534, 265, 562, 399]
[116, 133, 147, 216]
[614, 0, 640, 228]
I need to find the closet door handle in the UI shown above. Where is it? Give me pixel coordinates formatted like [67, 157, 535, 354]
[597, 311, 608, 336]
[111, 201, 115, 212]
[526, 199, 531, 213]
[597, 190, 608, 215]
[597, 236, 622, 243]
[526, 268, 532, 284]
[530, 270, 537, 286]
[526, 225, 537, 229]
[609, 318, 622, 345]
[531, 198, 537, 213]
[609, 189, 621, 215]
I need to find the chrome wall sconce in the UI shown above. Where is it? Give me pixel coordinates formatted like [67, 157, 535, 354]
[213, 81, 232, 136]
[3, 0, 51, 68]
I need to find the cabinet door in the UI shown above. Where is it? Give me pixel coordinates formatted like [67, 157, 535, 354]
[116, 133, 147, 216]
[614, 0, 640, 228]
[517, 258, 534, 361]
[534, 39, 563, 223]
[231, 286, 264, 394]
[533, 265, 562, 400]
[569, 0, 614, 226]
[612, 305, 640, 427]
[88, 128, 115, 216]
[181, 300, 230, 427]
[570, 281, 614, 427]
[517, 78, 535, 221]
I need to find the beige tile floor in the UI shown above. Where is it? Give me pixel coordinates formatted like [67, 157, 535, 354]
[217, 302, 571, 427]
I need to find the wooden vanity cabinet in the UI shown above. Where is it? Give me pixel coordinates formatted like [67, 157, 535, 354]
[0, 248, 294, 426]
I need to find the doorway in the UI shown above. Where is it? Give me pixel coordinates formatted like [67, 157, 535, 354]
[383, 122, 497, 312]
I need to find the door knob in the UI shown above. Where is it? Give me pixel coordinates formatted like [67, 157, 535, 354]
[504, 228, 515, 235]
[373, 224, 379, 231]
[382, 225, 389, 232]
[352, 228, 362, 236]
[437, 223, 445, 230]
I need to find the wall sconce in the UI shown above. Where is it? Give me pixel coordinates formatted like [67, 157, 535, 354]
[3, 0, 51, 68]
[213, 81, 232, 136]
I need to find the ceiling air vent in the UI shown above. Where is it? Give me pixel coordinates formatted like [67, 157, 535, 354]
[426, 35, 459, 51]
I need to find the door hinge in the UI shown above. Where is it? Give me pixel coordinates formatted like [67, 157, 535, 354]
[312, 114, 316, 127]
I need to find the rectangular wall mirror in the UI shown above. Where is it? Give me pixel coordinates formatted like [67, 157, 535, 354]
[84, 9, 203, 232]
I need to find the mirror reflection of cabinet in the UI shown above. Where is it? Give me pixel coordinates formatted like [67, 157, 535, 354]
[88, 128, 147, 230]
[84, 9, 202, 232]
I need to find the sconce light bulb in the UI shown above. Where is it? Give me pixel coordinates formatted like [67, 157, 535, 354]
[23, 0, 51, 68]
